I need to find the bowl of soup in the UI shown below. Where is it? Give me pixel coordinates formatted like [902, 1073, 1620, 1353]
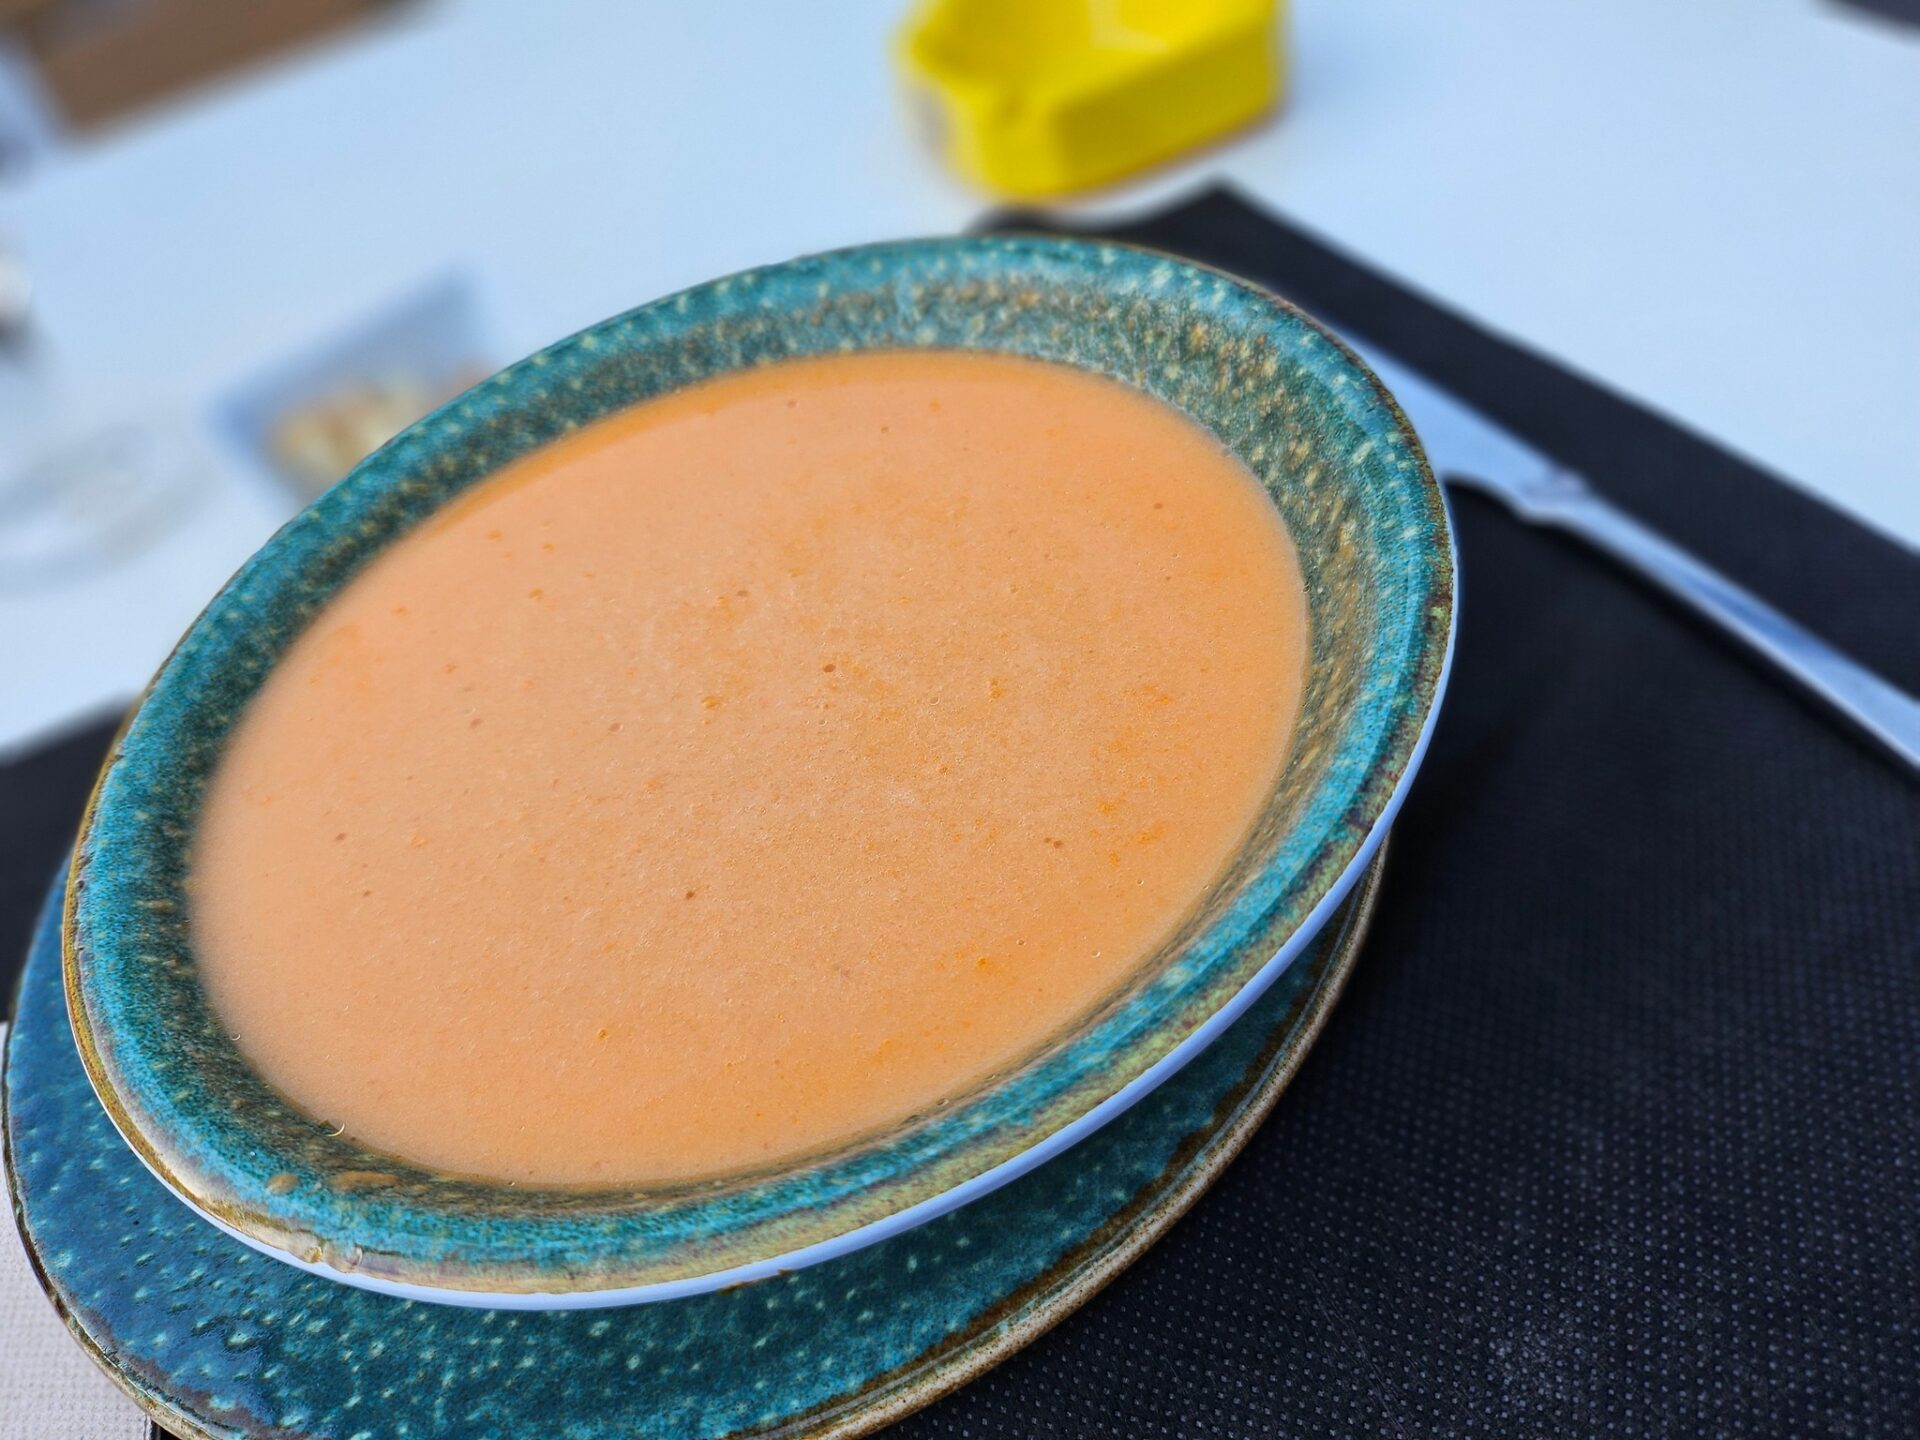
[64, 236, 1453, 1306]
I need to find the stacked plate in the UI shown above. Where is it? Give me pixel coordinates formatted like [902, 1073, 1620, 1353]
[5, 237, 1451, 1439]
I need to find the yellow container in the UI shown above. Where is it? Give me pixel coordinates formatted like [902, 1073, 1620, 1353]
[897, 0, 1283, 199]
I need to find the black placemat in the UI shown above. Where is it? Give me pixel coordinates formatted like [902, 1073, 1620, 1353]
[6, 188, 1918, 1438]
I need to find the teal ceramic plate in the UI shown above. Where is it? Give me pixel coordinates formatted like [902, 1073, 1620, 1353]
[64, 236, 1452, 1304]
[11, 854, 1379, 1440]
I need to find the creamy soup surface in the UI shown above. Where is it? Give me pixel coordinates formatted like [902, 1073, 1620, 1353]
[191, 350, 1309, 1185]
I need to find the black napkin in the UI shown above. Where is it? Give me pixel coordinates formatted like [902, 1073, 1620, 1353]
[5, 188, 1917, 1438]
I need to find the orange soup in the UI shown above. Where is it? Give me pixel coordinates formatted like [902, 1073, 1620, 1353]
[190, 351, 1309, 1185]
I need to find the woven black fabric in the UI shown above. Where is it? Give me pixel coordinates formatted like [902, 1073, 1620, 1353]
[4, 189, 1917, 1438]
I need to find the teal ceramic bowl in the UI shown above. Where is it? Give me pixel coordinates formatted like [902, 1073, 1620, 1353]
[64, 236, 1453, 1308]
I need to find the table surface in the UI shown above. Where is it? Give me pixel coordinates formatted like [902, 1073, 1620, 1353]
[0, 0, 1915, 760]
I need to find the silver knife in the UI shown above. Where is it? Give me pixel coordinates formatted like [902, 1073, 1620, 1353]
[1328, 330, 1920, 778]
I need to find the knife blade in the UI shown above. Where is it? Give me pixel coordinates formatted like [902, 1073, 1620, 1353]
[1324, 326, 1920, 777]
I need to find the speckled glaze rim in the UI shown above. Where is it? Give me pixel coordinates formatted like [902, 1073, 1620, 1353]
[64, 235, 1454, 1305]
[10, 854, 1384, 1440]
